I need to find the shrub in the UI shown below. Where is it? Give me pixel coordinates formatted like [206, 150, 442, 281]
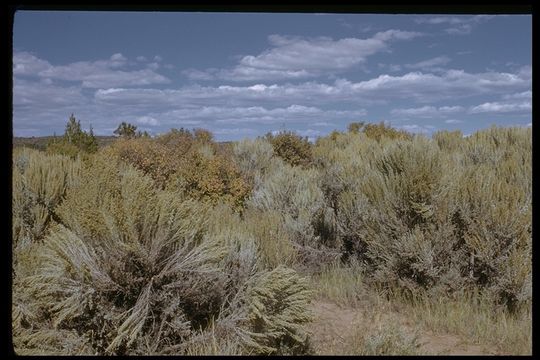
[12, 148, 81, 249]
[313, 126, 531, 310]
[106, 138, 177, 189]
[233, 137, 275, 177]
[14, 158, 312, 355]
[362, 122, 413, 142]
[166, 149, 251, 212]
[432, 130, 464, 152]
[243, 208, 298, 269]
[265, 131, 313, 167]
[248, 159, 339, 270]
[113, 122, 138, 138]
[47, 114, 98, 156]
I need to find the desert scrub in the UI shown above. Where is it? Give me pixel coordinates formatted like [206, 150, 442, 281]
[14, 158, 312, 355]
[248, 158, 339, 270]
[107, 130, 252, 211]
[265, 130, 313, 168]
[12, 147, 81, 249]
[312, 125, 531, 308]
[166, 148, 251, 212]
[106, 137, 179, 188]
[232, 137, 275, 183]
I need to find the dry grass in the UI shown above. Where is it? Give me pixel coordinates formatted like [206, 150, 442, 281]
[309, 260, 371, 308]
[396, 291, 532, 355]
[308, 262, 530, 355]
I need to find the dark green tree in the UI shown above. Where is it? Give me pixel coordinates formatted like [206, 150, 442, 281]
[114, 122, 138, 138]
[47, 114, 98, 156]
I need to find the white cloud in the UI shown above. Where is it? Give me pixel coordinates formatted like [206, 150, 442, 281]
[110, 53, 127, 63]
[502, 90, 531, 100]
[14, 77, 87, 108]
[405, 56, 451, 70]
[445, 119, 463, 124]
[184, 30, 422, 81]
[136, 56, 148, 62]
[399, 124, 436, 134]
[13, 51, 171, 88]
[415, 15, 496, 35]
[96, 67, 531, 109]
[13, 52, 52, 75]
[313, 121, 333, 127]
[153, 55, 163, 62]
[391, 105, 464, 117]
[469, 101, 531, 114]
[136, 116, 160, 126]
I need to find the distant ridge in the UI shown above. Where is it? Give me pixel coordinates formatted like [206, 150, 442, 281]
[13, 136, 118, 150]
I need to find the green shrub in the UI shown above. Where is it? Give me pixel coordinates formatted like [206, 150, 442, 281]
[46, 114, 98, 156]
[14, 158, 312, 355]
[312, 126, 531, 310]
[12, 148, 81, 249]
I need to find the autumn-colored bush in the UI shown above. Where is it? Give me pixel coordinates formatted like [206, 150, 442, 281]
[359, 122, 413, 142]
[106, 137, 178, 188]
[265, 131, 313, 167]
[106, 129, 251, 211]
[166, 148, 251, 212]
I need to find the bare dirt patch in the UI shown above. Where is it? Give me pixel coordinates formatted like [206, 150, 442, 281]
[307, 300, 496, 355]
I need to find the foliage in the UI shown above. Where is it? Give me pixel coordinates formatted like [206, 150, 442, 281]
[12, 122, 531, 354]
[113, 122, 138, 138]
[106, 138, 178, 189]
[14, 157, 312, 355]
[233, 137, 275, 177]
[106, 129, 251, 211]
[47, 114, 98, 156]
[265, 131, 313, 167]
[312, 125, 531, 310]
[166, 149, 251, 212]
[348, 121, 413, 142]
[12, 148, 81, 249]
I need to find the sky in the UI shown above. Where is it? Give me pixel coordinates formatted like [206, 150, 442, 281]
[12, 12, 532, 141]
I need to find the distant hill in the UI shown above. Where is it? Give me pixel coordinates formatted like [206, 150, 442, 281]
[13, 136, 119, 150]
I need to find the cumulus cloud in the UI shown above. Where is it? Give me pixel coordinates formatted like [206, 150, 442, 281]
[184, 30, 422, 81]
[13, 51, 171, 88]
[13, 52, 52, 75]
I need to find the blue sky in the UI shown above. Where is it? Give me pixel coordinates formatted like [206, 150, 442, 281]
[13, 12, 531, 140]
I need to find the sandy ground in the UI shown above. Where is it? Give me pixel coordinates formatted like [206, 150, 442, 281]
[307, 300, 497, 355]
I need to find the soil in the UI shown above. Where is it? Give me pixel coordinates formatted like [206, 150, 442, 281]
[307, 300, 497, 355]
